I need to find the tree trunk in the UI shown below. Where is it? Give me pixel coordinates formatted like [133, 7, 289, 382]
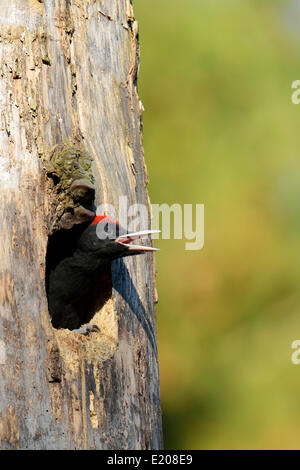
[0, 0, 162, 450]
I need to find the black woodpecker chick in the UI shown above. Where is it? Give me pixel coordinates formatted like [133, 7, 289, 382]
[46, 214, 159, 332]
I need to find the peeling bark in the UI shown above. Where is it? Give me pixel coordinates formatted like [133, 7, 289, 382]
[0, 0, 162, 450]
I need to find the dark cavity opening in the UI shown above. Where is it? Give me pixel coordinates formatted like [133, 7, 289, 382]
[45, 223, 112, 331]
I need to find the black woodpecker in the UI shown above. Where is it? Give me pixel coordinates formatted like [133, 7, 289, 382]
[46, 214, 159, 333]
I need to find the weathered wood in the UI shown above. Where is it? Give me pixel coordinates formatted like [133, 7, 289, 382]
[0, 0, 162, 450]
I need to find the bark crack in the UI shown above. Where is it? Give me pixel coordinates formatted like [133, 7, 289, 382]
[97, 9, 113, 22]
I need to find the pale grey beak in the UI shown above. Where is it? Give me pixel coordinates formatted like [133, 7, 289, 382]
[116, 230, 160, 252]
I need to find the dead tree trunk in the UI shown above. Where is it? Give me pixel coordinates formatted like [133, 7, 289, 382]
[0, 0, 162, 450]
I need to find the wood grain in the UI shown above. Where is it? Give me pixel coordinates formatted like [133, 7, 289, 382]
[0, 0, 162, 449]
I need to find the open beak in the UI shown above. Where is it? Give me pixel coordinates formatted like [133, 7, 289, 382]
[116, 230, 160, 252]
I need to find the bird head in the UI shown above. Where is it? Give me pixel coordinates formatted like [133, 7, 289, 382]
[78, 214, 159, 260]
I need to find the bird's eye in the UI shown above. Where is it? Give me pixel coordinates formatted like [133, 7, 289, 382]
[96, 221, 117, 240]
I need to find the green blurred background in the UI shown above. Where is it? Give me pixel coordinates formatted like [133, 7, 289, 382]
[134, 0, 300, 449]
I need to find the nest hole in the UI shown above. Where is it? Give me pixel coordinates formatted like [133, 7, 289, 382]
[45, 224, 112, 331]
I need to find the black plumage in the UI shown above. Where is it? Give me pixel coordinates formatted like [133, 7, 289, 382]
[46, 216, 158, 330]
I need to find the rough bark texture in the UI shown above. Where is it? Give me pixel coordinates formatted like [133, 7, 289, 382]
[0, 0, 162, 450]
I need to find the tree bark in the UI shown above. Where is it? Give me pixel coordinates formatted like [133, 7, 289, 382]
[0, 0, 162, 450]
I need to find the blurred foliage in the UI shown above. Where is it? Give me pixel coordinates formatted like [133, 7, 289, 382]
[134, 0, 300, 449]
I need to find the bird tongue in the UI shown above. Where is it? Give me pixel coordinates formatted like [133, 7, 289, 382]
[116, 230, 160, 252]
